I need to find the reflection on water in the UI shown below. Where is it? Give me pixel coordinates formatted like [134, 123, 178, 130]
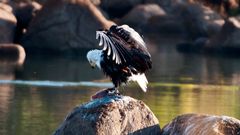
[0, 80, 113, 87]
[0, 38, 240, 134]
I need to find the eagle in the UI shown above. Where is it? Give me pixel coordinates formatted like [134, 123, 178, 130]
[87, 24, 152, 95]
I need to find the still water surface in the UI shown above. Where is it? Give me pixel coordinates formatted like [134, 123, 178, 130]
[0, 38, 240, 135]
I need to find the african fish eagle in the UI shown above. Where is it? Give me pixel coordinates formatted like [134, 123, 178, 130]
[87, 24, 152, 93]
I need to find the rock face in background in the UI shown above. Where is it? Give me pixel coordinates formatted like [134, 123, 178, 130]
[10, 0, 101, 5]
[177, 17, 240, 55]
[207, 17, 240, 48]
[171, 3, 223, 40]
[120, 4, 166, 27]
[11, 1, 42, 43]
[0, 0, 239, 55]
[0, 3, 17, 43]
[54, 95, 161, 135]
[161, 114, 240, 135]
[21, 0, 114, 54]
[100, 0, 143, 18]
[145, 3, 223, 39]
[0, 44, 26, 65]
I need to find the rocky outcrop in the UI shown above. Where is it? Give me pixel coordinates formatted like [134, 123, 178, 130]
[140, 2, 224, 39]
[54, 95, 161, 135]
[171, 3, 223, 39]
[21, 0, 114, 54]
[0, 3, 17, 43]
[177, 18, 240, 56]
[207, 17, 240, 48]
[120, 4, 166, 27]
[11, 1, 42, 43]
[161, 114, 240, 135]
[100, 0, 143, 18]
[0, 44, 26, 65]
[144, 0, 189, 11]
[145, 14, 184, 35]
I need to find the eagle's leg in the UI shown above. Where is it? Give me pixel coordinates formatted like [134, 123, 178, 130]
[107, 87, 120, 95]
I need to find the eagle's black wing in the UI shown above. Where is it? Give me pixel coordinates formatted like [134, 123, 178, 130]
[96, 25, 152, 72]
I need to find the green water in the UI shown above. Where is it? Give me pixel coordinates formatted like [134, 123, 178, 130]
[0, 38, 240, 134]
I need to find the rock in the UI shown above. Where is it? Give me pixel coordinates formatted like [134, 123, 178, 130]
[100, 0, 143, 18]
[0, 3, 17, 43]
[54, 95, 161, 135]
[120, 4, 166, 27]
[177, 18, 240, 56]
[161, 113, 240, 135]
[203, 17, 240, 55]
[145, 14, 185, 36]
[216, 17, 240, 46]
[91, 0, 101, 6]
[21, 0, 115, 54]
[144, 0, 198, 12]
[144, 2, 223, 39]
[195, 0, 239, 16]
[171, 3, 223, 40]
[11, 1, 42, 43]
[0, 44, 26, 65]
[10, 0, 100, 5]
[36, 0, 101, 5]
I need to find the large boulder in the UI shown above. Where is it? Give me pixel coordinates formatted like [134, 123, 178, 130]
[0, 44, 26, 65]
[100, 0, 143, 18]
[0, 3, 17, 43]
[177, 18, 240, 55]
[120, 4, 166, 27]
[144, 0, 195, 12]
[144, 2, 224, 39]
[10, 0, 101, 5]
[200, 17, 240, 55]
[208, 17, 240, 47]
[161, 114, 240, 135]
[54, 95, 161, 135]
[170, 3, 223, 39]
[21, 0, 114, 54]
[145, 14, 185, 35]
[11, 1, 42, 43]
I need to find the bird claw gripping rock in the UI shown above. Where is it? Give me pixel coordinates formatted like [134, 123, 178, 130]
[91, 88, 120, 100]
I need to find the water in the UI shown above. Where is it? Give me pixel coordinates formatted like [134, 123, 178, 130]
[0, 37, 240, 135]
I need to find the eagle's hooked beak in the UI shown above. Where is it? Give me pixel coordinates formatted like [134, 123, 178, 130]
[89, 62, 96, 69]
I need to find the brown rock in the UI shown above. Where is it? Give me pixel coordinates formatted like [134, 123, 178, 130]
[185, 17, 240, 55]
[0, 3, 17, 43]
[0, 44, 26, 65]
[54, 95, 161, 135]
[144, 3, 223, 39]
[161, 113, 240, 135]
[206, 17, 240, 51]
[100, 0, 143, 18]
[145, 14, 184, 35]
[21, 0, 114, 53]
[34, 0, 101, 5]
[144, 0, 192, 12]
[9, 0, 100, 5]
[11, 1, 42, 43]
[120, 4, 166, 27]
[177, 18, 240, 55]
[171, 3, 223, 39]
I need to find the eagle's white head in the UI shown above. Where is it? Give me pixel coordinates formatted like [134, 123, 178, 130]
[86, 49, 102, 69]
